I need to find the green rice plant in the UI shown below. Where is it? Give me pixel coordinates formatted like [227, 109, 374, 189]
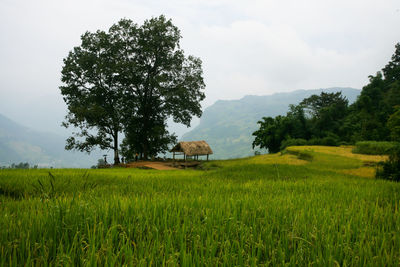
[0, 147, 400, 265]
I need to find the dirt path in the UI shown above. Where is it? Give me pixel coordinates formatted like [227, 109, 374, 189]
[142, 162, 177, 170]
[126, 161, 178, 170]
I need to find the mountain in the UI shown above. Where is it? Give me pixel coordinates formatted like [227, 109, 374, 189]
[0, 113, 104, 168]
[181, 87, 361, 159]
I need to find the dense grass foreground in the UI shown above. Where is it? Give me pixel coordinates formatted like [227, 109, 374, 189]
[1, 147, 400, 266]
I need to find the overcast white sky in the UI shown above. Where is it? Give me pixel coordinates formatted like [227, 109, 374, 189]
[1, 0, 400, 135]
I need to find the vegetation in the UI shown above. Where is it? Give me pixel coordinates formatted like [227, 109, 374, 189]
[252, 97, 344, 153]
[352, 141, 399, 155]
[253, 43, 400, 154]
[1, 146, 399, 265]
[0, 162, 38, 169]
[60, 16, 205, 164]
[182, 88, 359, 159]
[376, 145, 400, 182]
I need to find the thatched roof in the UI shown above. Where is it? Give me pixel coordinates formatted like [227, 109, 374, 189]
[170, 140, 213, 156]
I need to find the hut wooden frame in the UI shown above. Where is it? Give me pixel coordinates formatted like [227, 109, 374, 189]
[170, 140, 213, 161]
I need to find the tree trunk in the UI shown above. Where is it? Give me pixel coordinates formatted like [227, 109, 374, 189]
[143, 142, 148, 160]
[113, 133, 120, 165]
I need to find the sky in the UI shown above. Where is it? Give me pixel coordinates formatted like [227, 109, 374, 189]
[0, 0, 400, 136]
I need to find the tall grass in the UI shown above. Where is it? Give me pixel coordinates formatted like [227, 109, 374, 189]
[1, 147, 400, 265]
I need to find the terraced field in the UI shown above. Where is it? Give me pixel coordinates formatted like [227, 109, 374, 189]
[0, 146, 399, 266]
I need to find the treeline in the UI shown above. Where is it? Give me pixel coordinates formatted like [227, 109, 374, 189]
[253, 43, 400, 153]
[1, 162, 38, 169]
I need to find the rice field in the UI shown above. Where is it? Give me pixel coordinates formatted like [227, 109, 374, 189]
[1, 146, 399, 266]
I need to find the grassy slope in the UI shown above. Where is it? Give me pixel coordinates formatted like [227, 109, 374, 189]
[0, 146, 399, 266]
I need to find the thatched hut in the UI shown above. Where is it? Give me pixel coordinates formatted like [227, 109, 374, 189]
[170, 140, 213, 161]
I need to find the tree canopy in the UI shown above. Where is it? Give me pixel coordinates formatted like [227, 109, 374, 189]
[115, 17, 205, 159]
[60, 16, 205, 163]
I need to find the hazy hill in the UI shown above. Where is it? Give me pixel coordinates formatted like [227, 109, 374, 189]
[0, 113, 103, 168]
[181, 87, 360, 159]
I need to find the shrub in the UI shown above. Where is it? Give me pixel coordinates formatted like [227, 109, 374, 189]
[307, 137, 339, 147]
[280, 136, 340, 151]
[280, 138, 308, 150]
[376, 145, 400, 182]
[320, 136, 339, 146]
[353, 141, 398, 155]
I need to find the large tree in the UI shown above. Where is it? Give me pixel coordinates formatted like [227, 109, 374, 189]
[114, 16, 205, 159]
[300, 91, 349, 137]
[60, 16, 205, 163]
[60, 29, 125, 164]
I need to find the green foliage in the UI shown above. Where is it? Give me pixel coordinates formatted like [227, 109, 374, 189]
[60, 16, 205, 163]
[307, 135, 340, 146]
[282, 148, 314, 161]
[347, 43, 400, 142]
[352, 141, 399, 155]
[10, 162, 30, 169]
[349, 72, 391, 141]
[382, 43, 400, 83]
[387, 106, 400, 141]
[280, 136, 340, 150]
[252, 116, 288, 153]
[1, 149, 400, 265]
[280, 138, 308, 150]
[376, 145, 400, 182]
[300, 92, 348, 138]
[253, 42, 400, 153]
[183, 88, 359, 159]
[116, 16, 205, 159]
[60, 21, 127, 164]
[253, 92, 345, 153]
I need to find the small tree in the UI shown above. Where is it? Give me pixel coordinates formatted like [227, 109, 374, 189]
[252, 116, 289, 153]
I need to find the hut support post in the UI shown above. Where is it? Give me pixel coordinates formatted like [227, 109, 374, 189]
[207, 154, 209, 161]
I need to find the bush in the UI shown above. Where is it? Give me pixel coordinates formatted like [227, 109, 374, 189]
[321, 136, 339, 146]
[280, 138, 308, 150]
[353, 141, 399, 155]
[280, 136, 340, 151]
[307, 137, 339, 147]
[376, 145, 400, 182]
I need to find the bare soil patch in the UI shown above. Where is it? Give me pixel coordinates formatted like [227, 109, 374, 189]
[126, 161, 178, 170]
[126, 160, 203, 170]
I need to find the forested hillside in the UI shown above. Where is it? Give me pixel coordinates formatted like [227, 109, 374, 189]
[182, 87, 360, 159]
[252, 43, 400, 154]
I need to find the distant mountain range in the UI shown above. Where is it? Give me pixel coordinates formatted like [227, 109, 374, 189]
[1, 87, 361, 166]
[0, 114, 103, 168]
[181, 87, 361, 159]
